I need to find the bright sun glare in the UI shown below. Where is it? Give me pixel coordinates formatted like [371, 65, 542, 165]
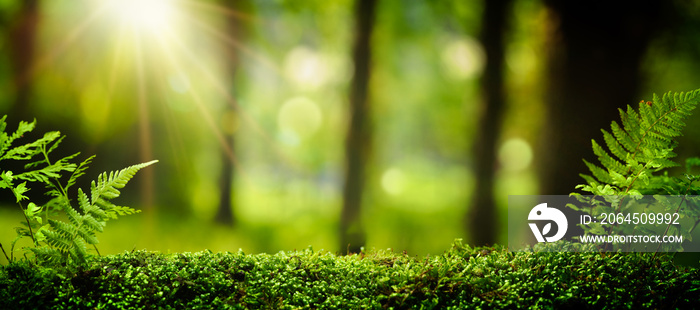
[109, 0, 176, 34]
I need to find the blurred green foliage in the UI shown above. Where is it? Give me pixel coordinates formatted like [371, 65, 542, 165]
[1, 0, 700, 258]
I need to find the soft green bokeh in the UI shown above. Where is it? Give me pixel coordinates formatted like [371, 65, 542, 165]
[2, 0, 700, 260]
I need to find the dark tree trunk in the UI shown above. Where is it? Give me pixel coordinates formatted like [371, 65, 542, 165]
[538, 0, 667, 196]
[215, 0, 250, 226]
[466, 0, 513, 246]
[215, 138, 236, 225]
[340, 0, 377, 254]
[8, 0, 40, 121]
[0, 0, 40, 207]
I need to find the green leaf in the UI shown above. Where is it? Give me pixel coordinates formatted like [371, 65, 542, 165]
[0, 171, 13, 189]
[90, 160, 158, 211]
[24, 202, 42, 224]
[11, 182, 30, 203]
[0, 116, 36, 160]
[66, 155, 95, 191]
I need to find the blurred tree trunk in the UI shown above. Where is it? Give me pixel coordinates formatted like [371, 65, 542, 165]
[466, 0, 513, 246]
[538, 1, 667, 196]
[0, 0, 40, 207]
[215, 0, 251, 226]
[340, 0, 377, 254]
[7, 0, 40, 122]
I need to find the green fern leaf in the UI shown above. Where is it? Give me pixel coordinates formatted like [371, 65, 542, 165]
[66, 155, 95, 192]
[580, 89, 700, 194]
[602, 128, 628, 161]
[90, 160, 158, 210]
[63, 204, 82, 228]
[70, 237, 88, 264]
[42, 160, 157, 266]
[592, 140, 625, 175]
[0, 116, 36, 160]
[43, 227, 73, 251]
[29, 246, 63, 264]
[76, 229, 99, 245]
[80, 213, 104, 233]
[2, 131, 60, 162]
[48, 219, 77, 238]
[583, 158, 613, 184]
[610, 121, 635, 154]
[16, 152, 78, 184]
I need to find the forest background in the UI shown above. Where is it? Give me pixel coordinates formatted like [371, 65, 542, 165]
[2, 0, 700, 264]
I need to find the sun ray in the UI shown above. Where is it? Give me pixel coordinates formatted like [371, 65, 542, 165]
[45, 0, 315, 183]
[195, 49, 304, 173]
[88, 22, 130, 144]
[155, 20, 306, 171]
[133, 29, 155, 209]
[106, 0, 177, 34]
[148, 27, 243, 174]
[162, 12, 313, 174]
[186, 12, 283, 81]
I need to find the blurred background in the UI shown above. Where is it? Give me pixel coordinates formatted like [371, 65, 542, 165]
[3, 0, 700, 263]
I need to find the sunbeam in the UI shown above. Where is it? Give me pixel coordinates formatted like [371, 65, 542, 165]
[167, 10, 309, 173]
[106, 0, 178, 35]
[29, 0, 322, 215]
[133, 32, 155, 209]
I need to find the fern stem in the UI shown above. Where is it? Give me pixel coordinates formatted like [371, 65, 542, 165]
[653, 180, 694, 258]
[0, 243, 10, 263]
[689, 219, 700, 237]
[652, 196, 686, 259]
[41, 145, 69, 199]
[613, 161, 656, 216]
[623, 161, 654, 196]
[17, 201, 37, 247]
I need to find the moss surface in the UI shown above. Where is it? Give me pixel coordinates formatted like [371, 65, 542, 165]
[1, 241, 699, 309]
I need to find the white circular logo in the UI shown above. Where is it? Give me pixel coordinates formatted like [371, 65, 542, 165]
[528, 203, 568, 242]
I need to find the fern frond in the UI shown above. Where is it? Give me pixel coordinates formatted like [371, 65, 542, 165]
[90, 160, 158, 211]
[0, 116, 36, 160]
[16, 152, 78, 184]
[2, 115, 157, 267]
[22, 136, 67, 170]
[85, 205, 108, 222]
[76, 188, 91, 217]
[583, 158, 613, 184]
[69, 237, 88, 264]
[602, 128, 628, 161]
[76, 229, 99, 245]
[580, 89, 700, 195]
[80, 213, 104, 233]
[39, 160, 157, 266]
[43, 226, 74, 251]
[29, 246, 63, 264]
[63, 203, 82, 228]
[2, 131, 60, 162]
[592, 140, 626, 175]
[66, 155, 95, 192]
[48, 219, 77, 238]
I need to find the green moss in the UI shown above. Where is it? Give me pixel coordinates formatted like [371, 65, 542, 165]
[1, 240, 699, 309]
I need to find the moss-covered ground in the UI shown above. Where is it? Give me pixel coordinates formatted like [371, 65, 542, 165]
[1, 240, 699, 309]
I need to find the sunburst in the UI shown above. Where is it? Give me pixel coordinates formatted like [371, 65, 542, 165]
[30, 0, 288, 207]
